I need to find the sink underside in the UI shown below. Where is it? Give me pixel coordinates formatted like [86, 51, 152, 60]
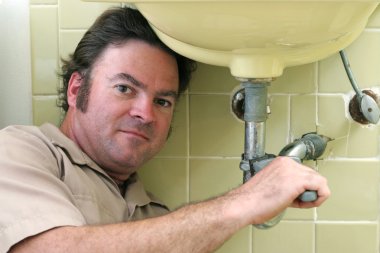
[86, 0, 379, 78]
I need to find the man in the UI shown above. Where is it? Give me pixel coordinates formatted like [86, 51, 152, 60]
[1, 7, 330, 253]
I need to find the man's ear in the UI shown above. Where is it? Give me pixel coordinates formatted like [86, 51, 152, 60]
[67, 72, 83, 107]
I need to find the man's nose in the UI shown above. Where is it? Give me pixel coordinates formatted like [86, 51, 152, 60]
[130, 97, 155, 123]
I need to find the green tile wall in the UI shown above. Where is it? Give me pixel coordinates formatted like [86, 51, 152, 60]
[30, 2, 380, 252]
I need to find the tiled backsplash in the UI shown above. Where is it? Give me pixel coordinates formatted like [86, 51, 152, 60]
[30, 1, 380, 252]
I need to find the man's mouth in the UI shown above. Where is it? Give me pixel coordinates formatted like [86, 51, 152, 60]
[121, 130, 150, 141]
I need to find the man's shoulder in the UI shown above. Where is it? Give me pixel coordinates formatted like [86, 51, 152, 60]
[0, 123, 55, 144]
[0, 124, 44, 139]
[0, 124, 67, 178]
[0, 124, 64, 160]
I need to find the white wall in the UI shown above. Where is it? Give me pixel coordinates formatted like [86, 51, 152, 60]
[0, 0, 32, 128]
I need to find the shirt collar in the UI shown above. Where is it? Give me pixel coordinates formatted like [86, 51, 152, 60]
[39, 123, 115, 183]
[40, 123, 92, 166]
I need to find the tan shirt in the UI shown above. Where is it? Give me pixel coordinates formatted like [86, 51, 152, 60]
[0, 123, 169, 253]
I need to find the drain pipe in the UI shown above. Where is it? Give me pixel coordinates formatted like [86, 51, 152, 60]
[238, 79, 269, 183]
[236, 79, 288, 229]
[279, 133, 331, 160]
[232, 80, 331, 229]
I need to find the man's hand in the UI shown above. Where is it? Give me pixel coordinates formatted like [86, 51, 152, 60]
[226, 156, 330, 226]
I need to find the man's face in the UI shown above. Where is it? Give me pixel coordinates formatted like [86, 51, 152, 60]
[70, 40, 179, 181]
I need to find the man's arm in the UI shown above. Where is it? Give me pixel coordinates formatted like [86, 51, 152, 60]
[10, 157, 329, 253]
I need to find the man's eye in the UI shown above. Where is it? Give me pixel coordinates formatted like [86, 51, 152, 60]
[115, 85, 131, 93]
[155, 98, 172, 108]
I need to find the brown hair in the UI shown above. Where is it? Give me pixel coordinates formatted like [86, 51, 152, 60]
[58, 7, 196, 112]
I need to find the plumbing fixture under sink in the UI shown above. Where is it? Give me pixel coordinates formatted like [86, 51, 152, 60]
[339, 50, 380, 124]
[234, 81, 332, 229]
[86, 0, 379, 78]
[243, 132, 332, 229]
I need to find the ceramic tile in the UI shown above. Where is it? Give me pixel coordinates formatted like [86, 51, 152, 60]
[216, 227, 251, 253]
[59, 30, 86, 61]
[252, 222, 313, 253]
[316, 223, 378, 253]
[266, 95, 290, 154]
[157, 95, 188, 157]
[320, 100, 380, 158]
[30, 6, 59, 95]
[318, 160, 380, 221]
[189, 63, 239, 93]
[283, 208, 315, 221]
[189, 94, 244, 157]
[319, 31, 380, 93]
[139, 158, 187, 210]
[32, 96, 61, 126]
[318, 53, 350, 94]
[189, 158, 242, 202]
[317, 95, 350, 158]
[59, 0, 119, 29]
[269, 63, 316, 94]
[320, 138, 349, 159]
[346, 123, 379, 157]
[291, 95, 317, 139]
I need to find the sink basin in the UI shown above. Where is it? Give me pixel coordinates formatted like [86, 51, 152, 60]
[87, 0, 379, 78]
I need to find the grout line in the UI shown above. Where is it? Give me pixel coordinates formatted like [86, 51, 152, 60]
[155, 155, 380, 161]
[249, 225, 253, 253]
[269, 92, 317, 96]
[287, 95, 292, 142]
[315, 61, 319, 133]
[313, 220, 316, 253]
[186, 92, 190, 204]
[30, 4, 57, 7]
[377, 221, 380, 253]
[156, 153, 242, 160]
[281, 220, 378, 224]
[32, 94, 58, 99]
[345, 122, 352, 155]
[188, 156, 241, 159]
[188, 91, 232, 96]
[57, 0, 61, 67]
[313, 220, 379, 224]
[60, 28, 88, 32]
[319, 157, 380, 161]
[376, 165, 380, 253]
[364, 27, 380, 32]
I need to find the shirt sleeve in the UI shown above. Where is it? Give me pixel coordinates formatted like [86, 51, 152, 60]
[0, 126, 86, 253]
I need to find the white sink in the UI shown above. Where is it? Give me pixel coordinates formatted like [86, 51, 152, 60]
[86, 0, 379, 78]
